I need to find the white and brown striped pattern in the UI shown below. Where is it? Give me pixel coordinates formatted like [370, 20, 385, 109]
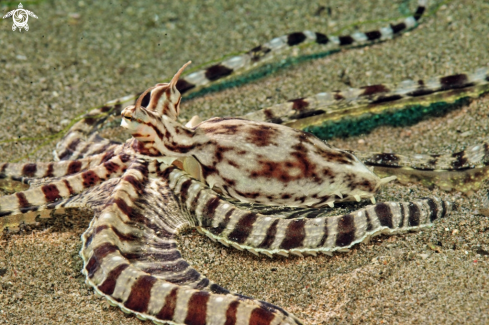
[80, 159, 302, 325]
[54, 0, 429, 163]
[0, 0, 478, 322]
[56, 123, 123, 161]
[235, 67, 489, 192]
[353, 140, 489, 193]
[243, 68, 489, 130]
[173, 0, 428, 95]
[122, 64, 398, 209]
[0, 150, 116, 184]
[0, 140, 452, 325]
[356, 140, 489, 171]
[45, 66, 489, 183]
[54, 64, 489, 196]
[166, 163, 452, 257]
[0, 154, 129, 218]
[55, 95, 133, 161]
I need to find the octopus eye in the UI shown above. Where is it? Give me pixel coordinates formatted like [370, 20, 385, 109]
[122, 114, 133, 121]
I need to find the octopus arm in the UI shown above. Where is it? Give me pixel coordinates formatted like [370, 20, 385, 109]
[166, 162, 452, 258]
[80, 159, 301, 325]
[0, 150, 116, 183]
[0, 154, 129, 222]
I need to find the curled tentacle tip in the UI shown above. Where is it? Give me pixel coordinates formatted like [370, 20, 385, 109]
[170, 61, 193, 87]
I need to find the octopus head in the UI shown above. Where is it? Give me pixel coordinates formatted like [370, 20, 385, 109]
[121, 61, 192, 142]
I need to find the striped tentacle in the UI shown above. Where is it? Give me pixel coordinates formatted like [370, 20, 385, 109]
[0, 154, 130, 220]
[0, 150, 116, 185]
[60, 134, 122, 161]
[354, 141, 489, 192]
[53, 0, 429, 161]
[0, 178, 122, 232]
[81, 158, 207, 290]
[56, 130, 122, 161]
[47, 0, 428, 162]
[55, 95, 135, 161]
[176, 0, 428, 95]
[204, 197, 451, 257]
[242, 67, 489, 127]
[81, 160, 301, 325]
[237, 67, 489, 192]
[355, 141, 489, 171]
[166, 164, 451, 258]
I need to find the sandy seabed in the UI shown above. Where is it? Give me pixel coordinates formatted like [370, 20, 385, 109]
[0, 0, 488, 324]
